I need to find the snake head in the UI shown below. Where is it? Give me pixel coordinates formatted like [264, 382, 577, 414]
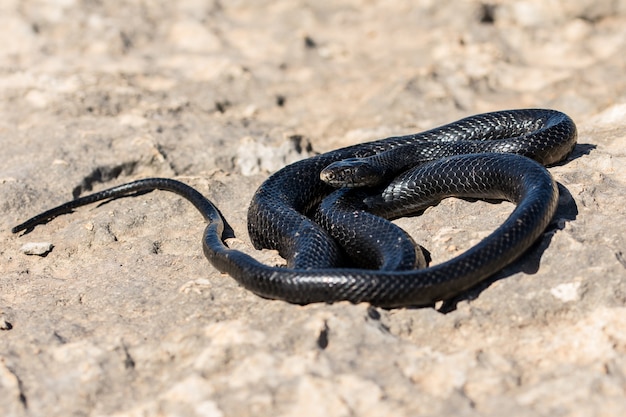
[320, 158, 384, 188]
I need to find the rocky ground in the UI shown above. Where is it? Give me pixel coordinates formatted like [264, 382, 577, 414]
[1, 1, 625, 416]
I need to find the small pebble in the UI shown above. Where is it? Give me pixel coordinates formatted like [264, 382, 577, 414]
[20, 242, 54, 256]
[0, 316, 12, 330]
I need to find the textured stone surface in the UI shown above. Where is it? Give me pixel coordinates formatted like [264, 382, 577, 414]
[1, 1, 625, 416]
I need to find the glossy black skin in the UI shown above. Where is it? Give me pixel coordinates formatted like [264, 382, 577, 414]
[13, 109, 577, 307]
[248, 109, 575, 265]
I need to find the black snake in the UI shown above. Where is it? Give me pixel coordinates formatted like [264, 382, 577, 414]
[13, 109, 577, 307]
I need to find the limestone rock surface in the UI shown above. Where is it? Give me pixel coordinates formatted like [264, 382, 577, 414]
[1, 1, 625, 416]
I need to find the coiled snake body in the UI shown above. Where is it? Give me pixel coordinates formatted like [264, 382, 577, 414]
[13, 109, 577, 307]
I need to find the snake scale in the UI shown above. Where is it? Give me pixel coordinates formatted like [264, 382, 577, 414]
[13, 109, 577, 307]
